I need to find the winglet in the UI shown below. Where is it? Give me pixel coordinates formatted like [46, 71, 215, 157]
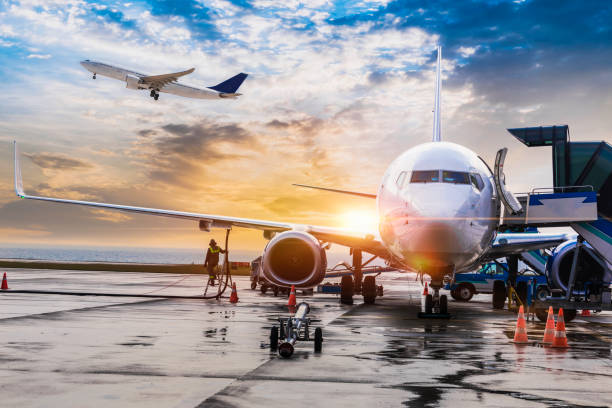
[208, 73, 248, 94]
[432, 46, 442, 142]
[13, 141, 25, 198]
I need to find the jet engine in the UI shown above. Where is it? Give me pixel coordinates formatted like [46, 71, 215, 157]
[125, 74, 143, 90]
[546, 240, 612, 295]
[261, 231, 327, 288]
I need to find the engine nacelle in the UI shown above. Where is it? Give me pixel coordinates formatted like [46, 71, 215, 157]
[125, 74, 143, 90]
[546, 240, 612, 294]
[261, 231, 327, 288]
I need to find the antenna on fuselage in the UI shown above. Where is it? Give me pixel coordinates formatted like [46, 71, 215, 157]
[432, 46, 442, 142]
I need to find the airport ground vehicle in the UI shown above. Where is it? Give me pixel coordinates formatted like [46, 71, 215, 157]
[445, 262, 548, 302]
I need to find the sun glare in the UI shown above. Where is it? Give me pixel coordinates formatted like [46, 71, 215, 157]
[340, 210, 379, 233]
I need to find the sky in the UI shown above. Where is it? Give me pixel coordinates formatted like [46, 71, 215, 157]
[0, 0, 610, 253]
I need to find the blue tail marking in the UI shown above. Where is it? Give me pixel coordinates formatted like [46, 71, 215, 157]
[208, 73, 248, 93]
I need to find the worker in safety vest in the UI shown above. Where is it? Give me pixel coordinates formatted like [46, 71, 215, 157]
[204, 239, 226, 286]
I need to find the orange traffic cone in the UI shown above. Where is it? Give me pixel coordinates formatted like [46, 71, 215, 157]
[512, 305, 529, 344]
[229, 282, 239, 303]
[287, 285, 296, 307]
[542, 306, 556, 344]
[580, 309, 591, 317]
[422, 282, 429, 296]
[1, 272, 8, 290]
[551, 308, 569, 348]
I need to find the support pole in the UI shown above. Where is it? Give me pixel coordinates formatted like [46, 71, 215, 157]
[352, 249, 363, 293]
[565, 236, 583, 300]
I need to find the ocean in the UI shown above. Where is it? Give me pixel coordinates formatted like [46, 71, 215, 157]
[0, 245, 363, 266]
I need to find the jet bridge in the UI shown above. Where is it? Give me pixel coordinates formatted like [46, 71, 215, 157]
[502, 125, 612, 266]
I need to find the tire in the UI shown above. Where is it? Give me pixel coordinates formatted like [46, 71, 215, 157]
[425, 294, 433, 314]
[536, 286, 550, 302]
[564, 308, 577, 322]
[492, 280, 506, 309]
[363, 276, 376, 304]
[260, 284, 268, 294]
[455, 284, 474, 302]
[439, 294, 448, 314]
[516, 281, 528, 305]
[273, 286, 279, 297]
[340, 275, 354, 305]
[270, 326, 278, 351]
[250, 278, 257, 290]
[314, 327, 323, 353]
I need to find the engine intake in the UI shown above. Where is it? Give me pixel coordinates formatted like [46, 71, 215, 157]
[261, 231, 327, 288]
[546, 240, 611, 294]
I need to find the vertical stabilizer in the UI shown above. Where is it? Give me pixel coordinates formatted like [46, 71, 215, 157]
[432, 46, 442, 142]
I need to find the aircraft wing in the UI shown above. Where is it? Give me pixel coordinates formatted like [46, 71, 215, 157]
[140, 68, 195, 89]
[480, 232, 572, 262]
[13, 142, 390, 259]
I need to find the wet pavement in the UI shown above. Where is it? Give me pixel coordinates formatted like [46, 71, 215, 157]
[0, 269, 610, 407]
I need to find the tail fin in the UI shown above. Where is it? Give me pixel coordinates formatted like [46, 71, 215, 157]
[208, 73, 248, 94]
[432, 46, 442, 142]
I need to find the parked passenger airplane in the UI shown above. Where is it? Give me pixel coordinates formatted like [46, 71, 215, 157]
[15, 47, 568, 314]
[80, 60, 248, 100]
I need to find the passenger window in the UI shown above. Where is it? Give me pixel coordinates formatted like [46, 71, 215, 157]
[396, 171, 407, 188]
[470, 173, 484, 191]
[410, 170, 440, 183]
[442, 171, 469, 184]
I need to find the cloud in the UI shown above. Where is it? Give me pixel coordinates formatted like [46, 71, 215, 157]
[24, 152, 93, 170]
[26, 53, 51, 59]
[133, 120, 257, 188]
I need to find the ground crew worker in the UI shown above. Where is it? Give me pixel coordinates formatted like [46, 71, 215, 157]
[204, 239, 226, 286]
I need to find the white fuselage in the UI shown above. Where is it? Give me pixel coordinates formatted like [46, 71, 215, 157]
[80, 60, 221, 99]
[377, 142, 498, 280]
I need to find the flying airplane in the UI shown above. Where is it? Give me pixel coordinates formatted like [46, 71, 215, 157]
[15, 47, 569, 315]
[80, 60, 248, 100]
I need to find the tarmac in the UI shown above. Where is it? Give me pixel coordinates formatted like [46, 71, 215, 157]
[0, 269, 611, 407]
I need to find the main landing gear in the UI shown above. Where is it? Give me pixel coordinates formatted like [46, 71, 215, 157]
[419, 284, 450, 319]
[92, 73, 96, 79]
[150, 89, 159, 100]
[340, 249, 383, 305]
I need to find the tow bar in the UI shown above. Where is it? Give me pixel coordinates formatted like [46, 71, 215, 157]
[270, 302, 323, 358]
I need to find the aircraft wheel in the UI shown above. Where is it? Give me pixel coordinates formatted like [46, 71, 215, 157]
[273, 285, 279, 297]
[492, 280, 506, 309]
[154, 94, 159, 100]
[150, 90, 155, 97]
[260, 284, 268, 294]
[425, 294, 433, 314]
[314, 327, 323, 353]
[270, 326, 278, 351]
[535, 307, 577, 323]
[93, 74, 96, 79]
[340, 275, 354, 305]
[363, 276, 376, 304]
[439, 294, 448, 314]
[250, 278, 257, 290]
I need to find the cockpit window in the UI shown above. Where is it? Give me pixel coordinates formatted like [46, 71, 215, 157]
[396, 171, 408, 188]
[410, 170, 440, 183]
[470, 173, 485, 191]
[442, 170, 470, 184]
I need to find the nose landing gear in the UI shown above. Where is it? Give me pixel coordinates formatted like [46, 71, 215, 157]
[92, 73, 96, 79]
[419, 284, 450, 318]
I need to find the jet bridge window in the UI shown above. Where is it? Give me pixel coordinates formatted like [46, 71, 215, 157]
[410, 170, 440, 183]
[442, 171, 470, 184]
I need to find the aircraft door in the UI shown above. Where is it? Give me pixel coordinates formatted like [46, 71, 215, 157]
[494, 148, 523, 215]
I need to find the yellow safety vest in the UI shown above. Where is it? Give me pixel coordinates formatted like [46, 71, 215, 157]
[209, 247, 220, 253]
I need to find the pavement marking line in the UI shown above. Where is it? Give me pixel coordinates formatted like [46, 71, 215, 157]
[0, 289, 207, 299]
[0, 297, 168, 321]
